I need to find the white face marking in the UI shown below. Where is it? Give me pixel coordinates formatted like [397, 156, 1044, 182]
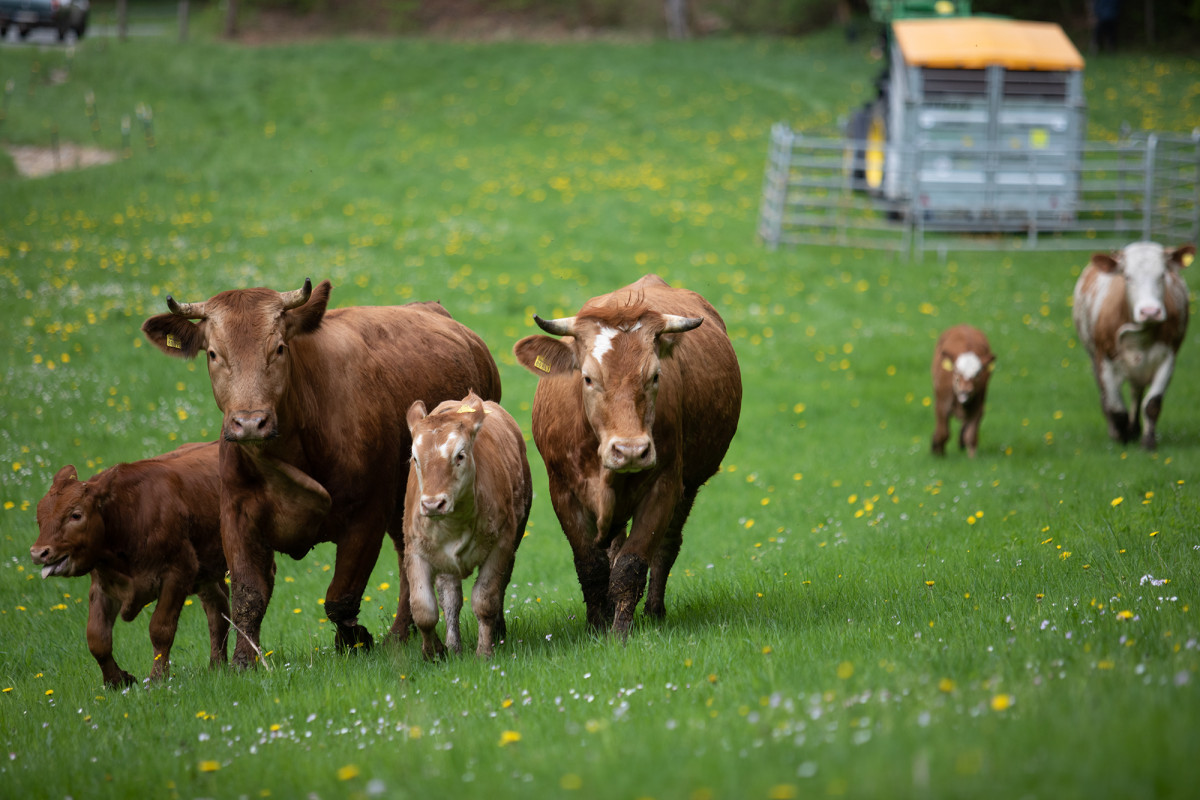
[591, 326, 619, 365]
[1122, 242, 1169, 323]
[955, 352, 983, 380]
[436, 431, 464, 461]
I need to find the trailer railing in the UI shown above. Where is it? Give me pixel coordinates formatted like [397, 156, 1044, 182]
[758, 124, 1200, 259]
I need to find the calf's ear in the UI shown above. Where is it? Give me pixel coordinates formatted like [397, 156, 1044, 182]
[52, 465, 78, 485]
[1088, 253, 1119, 273]
[406, 400, 428, 434]
[142, 315, 207, 359]
[513, 336, 575, 377]
[1169, 244, 1195, 270]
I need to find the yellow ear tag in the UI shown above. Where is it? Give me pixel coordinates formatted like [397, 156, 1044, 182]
[166, 334, 182, 350]
[941, 358, 954, 372]
[534, 355, 551, 373]
[987, 361, 997, 373]
[456, 405, 475, 414]
[1183, 252, 1195, 268]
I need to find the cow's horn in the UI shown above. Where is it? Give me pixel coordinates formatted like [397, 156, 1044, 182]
[166, 296, 207, 319]
[279, 278, 313, 310]
[661, 314, 703, 334]
[534, 314, 576, 337]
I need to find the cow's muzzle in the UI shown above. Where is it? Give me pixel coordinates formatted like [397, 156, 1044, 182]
[603, 436, 656, 473]
[420, 494, 452, 517]
[224, 410, 278, 442]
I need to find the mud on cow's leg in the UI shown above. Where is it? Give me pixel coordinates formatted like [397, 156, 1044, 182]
[609, 552, 649, 638]
[1142, 394, 1163, 450]
[645, 493, 694, 620]
[572, 542, 614, 631]
[326, 596, 373, 652]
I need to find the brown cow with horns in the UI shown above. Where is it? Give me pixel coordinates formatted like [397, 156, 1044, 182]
[514, 274, 741, 637]
[142, 279, 501, 668]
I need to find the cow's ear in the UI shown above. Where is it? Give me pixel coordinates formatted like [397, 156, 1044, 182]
[1169, 244, 1195, 270]
[406, 400, 428, 434]
[458, 391, 488, 434]
[284, 280, 332, 338]
[142, 315, 207, 359]
[52, 465, 78, 486]
[513, 336, 575, 377]
[941, 357, 954, 372]
[1089, 253, 1120, 273]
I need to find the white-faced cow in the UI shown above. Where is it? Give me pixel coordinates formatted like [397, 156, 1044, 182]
[32, 443, 228, 686]
[1073, 242, 1192, 450]
[513, 274, 741, 637]
[931, 324, 996, 458]
[403, 391, 532, 660]
[142, 280, 501, 668]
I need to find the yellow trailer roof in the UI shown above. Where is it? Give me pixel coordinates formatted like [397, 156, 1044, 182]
[893, 18, 1085, 71]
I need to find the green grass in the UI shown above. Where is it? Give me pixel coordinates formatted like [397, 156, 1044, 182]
[2, 23, 1200, 800]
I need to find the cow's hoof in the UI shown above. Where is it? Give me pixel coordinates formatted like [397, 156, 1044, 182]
[106, 670, 137, 688]
[335, 625, 374, 652]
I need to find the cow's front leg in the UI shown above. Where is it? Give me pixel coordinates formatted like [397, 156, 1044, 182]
[611, 481, 679, 638]
[224, 502, 276, 670]
[645, 490, 694, 620]
[196, 578, 231, 668]
[147, 571, 191, 682]
[325, 521, 387, 653]
[550, 480, 611, 630]
[931, 399, 954, 456]
[1140, 352, 1177, 450]
[87, 577, 135, 688]
[960, 407, 984, 458]
[406, 551, 446, 660]
[1097, 359, 1132, 442]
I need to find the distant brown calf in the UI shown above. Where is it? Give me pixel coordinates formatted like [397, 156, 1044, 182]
[931, 325, 996, 458]
[31, 443, 228, 687]
[404, 392, 532, 660]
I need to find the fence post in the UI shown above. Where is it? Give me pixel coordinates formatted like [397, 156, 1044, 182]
[1141, 133, 1157, 241]
[758, 123, 792, 250]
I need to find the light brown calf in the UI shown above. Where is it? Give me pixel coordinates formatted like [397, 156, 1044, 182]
[931, 325, 995, 458]
[403, 392, 532, 660]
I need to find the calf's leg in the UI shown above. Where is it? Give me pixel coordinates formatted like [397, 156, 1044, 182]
[147, 574, 191, 682]
[87, 578, 135, 688]
[437, 573, 464, 655]
[196, 579, 231, 667]
[406, 552, 447, 660]
[473, 544, 517, 658]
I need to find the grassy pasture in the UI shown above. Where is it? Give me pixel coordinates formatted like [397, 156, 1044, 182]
[2, 23, 1200, 800]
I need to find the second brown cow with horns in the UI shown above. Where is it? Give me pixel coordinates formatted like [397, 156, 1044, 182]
[514, 274, 742, 638]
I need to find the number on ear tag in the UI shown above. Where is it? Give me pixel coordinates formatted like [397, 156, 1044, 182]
[167, 334, 182, 350]
[534, 355, 551, 373]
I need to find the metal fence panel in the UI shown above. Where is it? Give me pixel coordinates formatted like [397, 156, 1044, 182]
[759, 125, 1200, 259]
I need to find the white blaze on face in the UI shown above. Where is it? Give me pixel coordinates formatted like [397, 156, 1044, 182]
[1122, 242, 1169, 324]
[591, 325, 619, 365]
[437, 431, 465, 462]
[955, 352, 983, 381]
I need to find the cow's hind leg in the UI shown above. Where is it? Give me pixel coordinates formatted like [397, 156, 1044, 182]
[645, 490, 695, 620]
[472, 544, 517, 658]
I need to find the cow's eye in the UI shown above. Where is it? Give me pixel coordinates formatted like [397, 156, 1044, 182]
[70, 511, 82, 521]
[455, 451, 466, 465]
[208, 350, 217, 362]
[276, 344, 285, 356]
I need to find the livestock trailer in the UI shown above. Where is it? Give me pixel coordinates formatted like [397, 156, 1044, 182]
[848, 15, 1087, 229]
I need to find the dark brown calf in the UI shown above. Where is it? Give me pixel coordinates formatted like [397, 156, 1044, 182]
[931, 325, 995, 458]
[31, 443, 228, 687]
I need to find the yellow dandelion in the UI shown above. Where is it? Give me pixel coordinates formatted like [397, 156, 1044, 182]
[498, 730, 522, 747]
[560, 774, 583, 791]
[336, 765, 360, 781]
[199, 760, 220, 773]
[990, 694, 1013, 711]
[925, 580, 935, 587]
[44, 689, 53, 696]
[938, 678, 956, 693]
[762, 646, 773, 655]
[836, 661, 854, 680]
[1116, 610, 1133, 620]
[501, 698, 513, 709]
[1111, 497, 1124, 507]
[768, 785, 798, 800]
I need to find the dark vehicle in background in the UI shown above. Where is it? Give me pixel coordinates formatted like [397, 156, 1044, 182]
[0, 0, 89, 40]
